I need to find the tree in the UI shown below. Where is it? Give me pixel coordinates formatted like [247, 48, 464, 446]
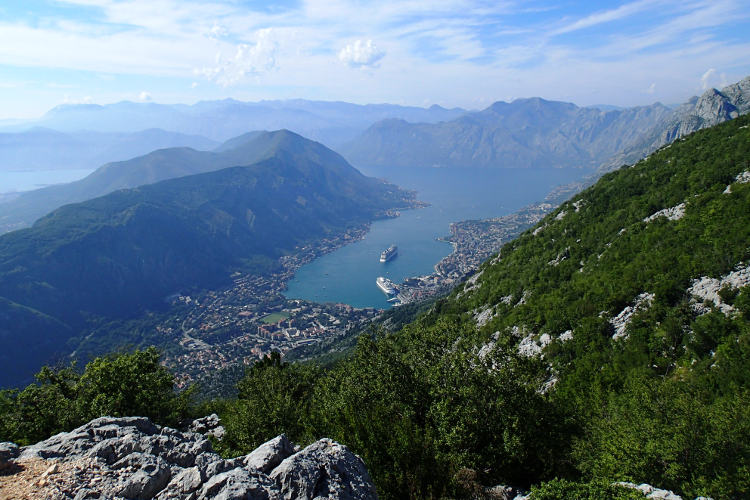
[220, 352, 319, 455]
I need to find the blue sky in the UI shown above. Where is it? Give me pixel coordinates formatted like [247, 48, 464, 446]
[1, 0, 749, 118]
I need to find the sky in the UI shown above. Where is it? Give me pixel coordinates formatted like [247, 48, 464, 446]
[1, 0, 749, 119]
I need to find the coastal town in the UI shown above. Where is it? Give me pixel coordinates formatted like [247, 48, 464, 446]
[160, 192, 574, 386]
[389, 199, 564, 306]
[159, 223, 383, 387]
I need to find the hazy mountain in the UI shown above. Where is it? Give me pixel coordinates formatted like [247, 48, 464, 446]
[341, 98, 672, 169]
[5, 99, 467, 147]
[0, 130, 417, 388]
[0, 129, 345, 234]
[0, 128, 217, 172]
[599, 76, 750, 172]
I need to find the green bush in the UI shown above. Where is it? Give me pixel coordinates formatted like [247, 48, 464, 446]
[530, 478, 643, 500]
[0, 347, 193, 445]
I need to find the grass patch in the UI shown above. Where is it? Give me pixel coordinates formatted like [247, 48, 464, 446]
[260, 311, 290, 324]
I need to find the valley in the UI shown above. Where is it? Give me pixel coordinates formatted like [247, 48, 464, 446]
[0, 32, 749, 496]
[115, 183, 568, 388]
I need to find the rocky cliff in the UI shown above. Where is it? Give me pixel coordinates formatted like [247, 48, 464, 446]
[0, 416, 377, 499]
[599, 76, 750, 172]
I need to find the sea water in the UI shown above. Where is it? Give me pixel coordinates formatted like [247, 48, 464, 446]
[0, 169, 95, 194]
[284, 167, 586, 308]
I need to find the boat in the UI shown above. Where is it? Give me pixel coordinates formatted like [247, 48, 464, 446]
[376, 276, 398, 295]
[379, 245, 398, 263]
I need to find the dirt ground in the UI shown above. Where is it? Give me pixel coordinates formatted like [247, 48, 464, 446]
[0, 458, 67, 499]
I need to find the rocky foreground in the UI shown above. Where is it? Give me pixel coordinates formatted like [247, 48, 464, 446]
[0, 416, 377, 499]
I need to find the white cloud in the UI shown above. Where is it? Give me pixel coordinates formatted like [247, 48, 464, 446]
[699, 68, 728, 90]
[552, 0, 658, 35]
[199, 29, 278, 86]
[338, 40, 385, 68]
[0, 0, 749, 115]
[138, 91, 152, 101]
[701, 68, 716, 89]
[206, 22, 228, 40]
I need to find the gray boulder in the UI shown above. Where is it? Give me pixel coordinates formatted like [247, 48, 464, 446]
[270, 438, 377, 500]
[0, 442, 20, 470]
[614, 481, 713, 500]
[188, 414, 226, 441]
[244, 434, 297, 474]
[196, 468, 275, 500]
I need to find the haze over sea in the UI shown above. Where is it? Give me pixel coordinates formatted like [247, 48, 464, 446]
[1, 169, 95, 194]
[285, 166, 584, 308]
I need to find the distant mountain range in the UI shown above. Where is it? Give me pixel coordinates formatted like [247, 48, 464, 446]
[341, 98, 673, 169]
[2, 99, 467, 147]
[0, 128, 217, 173]
[342, 76, 750, 172]
[0, 131, 416, 388]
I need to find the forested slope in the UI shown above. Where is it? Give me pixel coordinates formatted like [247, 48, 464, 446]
[215, 114, 750, 499]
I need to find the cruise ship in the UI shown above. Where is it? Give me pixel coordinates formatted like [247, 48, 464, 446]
[379, 245, 398, 263]
[376, 276, 398, 295]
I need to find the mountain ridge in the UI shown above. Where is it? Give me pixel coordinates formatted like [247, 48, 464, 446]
[5, 98, 468, 147]
[599, 76, 750, 172]
[341, 98, 672, 169]
[0, 131, 417, 388]
[0, 129, 340, 234]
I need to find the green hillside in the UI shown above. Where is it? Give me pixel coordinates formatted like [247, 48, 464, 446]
[0, 129, 342, 233]
[0, 131, 416, 388]
[213, 115, 750, 499]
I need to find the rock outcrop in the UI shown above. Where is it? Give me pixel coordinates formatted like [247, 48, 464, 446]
[615, 481, 713, 500]
[0, 416, 377, 499]
[599, 75, 750, 173]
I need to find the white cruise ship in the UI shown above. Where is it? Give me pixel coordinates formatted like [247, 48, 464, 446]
[379, 245, 398, 263]
[376, 276, 398, 295]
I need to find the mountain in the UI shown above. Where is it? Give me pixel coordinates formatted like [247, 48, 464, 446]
[0, 129, 350, 234]
[5, 99, 467, 147]
[197, 115, 750, 499]
[341, 98, 671, 169]
[408, 114, 750, 496]
[0, 128, 217, 172]
[599, 76, 750, 172]
[0, 130, 417, 388]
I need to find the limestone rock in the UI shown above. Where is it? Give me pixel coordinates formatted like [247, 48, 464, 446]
[0, 442, 20, 470]
[614, 481, 712, 500]
[244, 434, 297, 474]
[196, 467, 275, 500]
[599, 76, 750, 174]
[270, 438, 377, 500]
[3, 416, 378, 499]
[189, 413, 225, 441]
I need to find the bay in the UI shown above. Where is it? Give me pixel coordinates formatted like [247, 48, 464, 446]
[0, 169, 95, 194]
[284, 167, 586, 308]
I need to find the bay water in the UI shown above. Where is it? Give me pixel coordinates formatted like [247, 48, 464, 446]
[0, 169, 95, 194]
[284, 167, 586, 308]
